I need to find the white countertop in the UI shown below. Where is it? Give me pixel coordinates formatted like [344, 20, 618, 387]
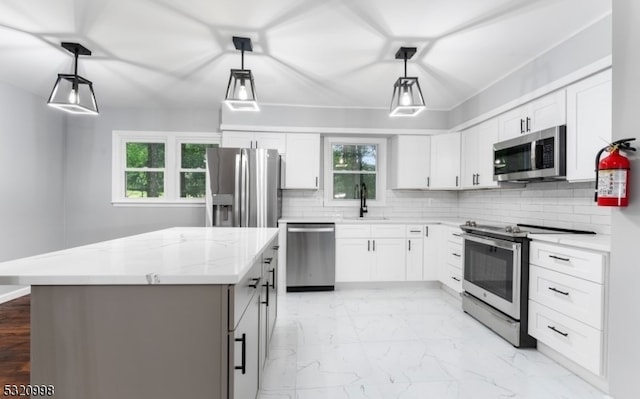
[279, 216, 467, 227]
[0, 227, 279, 286]
[528, 233, 611, 252]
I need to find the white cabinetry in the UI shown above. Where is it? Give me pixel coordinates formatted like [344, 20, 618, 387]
[461, 118, 499, 189]
[498, 90, 566, 141]
[422, 224, 439, 281]
[438, 226, 463, 293]
[429, 132, 461, 189]
[389, 135, 431, 189]
[335, 224, 406, 282]
[528, 241, 608, 375]
[222, 131, 286, 153]
[565, 69, 612, 182]
[406, 225, 424, 281]
[283, 133, 320, 189]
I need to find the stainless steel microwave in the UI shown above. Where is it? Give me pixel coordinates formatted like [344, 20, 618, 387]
[493, 125, 566, 182]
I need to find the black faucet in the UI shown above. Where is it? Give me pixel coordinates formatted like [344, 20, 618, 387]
[359, 182, 368, 217]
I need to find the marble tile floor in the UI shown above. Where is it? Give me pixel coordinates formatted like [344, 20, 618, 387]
[258, 287, 609, 399]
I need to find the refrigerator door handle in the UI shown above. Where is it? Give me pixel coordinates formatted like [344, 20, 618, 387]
[241, 150, 250, 227]
[233, 153, 242, 227]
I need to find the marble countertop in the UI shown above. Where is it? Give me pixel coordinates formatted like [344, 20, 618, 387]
[528, 233, 611, 252]
[279, 217, 467, 227]
[0, 227, 279, 286]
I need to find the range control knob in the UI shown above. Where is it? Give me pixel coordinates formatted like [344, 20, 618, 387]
[513, 226, 521, 233]
[465, 220, 477, 227]
[505, 226, 513, 233]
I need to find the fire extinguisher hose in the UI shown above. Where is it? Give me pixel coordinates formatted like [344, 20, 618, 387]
[594, 138, 637, 202]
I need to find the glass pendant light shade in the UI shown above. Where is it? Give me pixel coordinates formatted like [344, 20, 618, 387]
[48, 74, 99, 115]
[47, 42, 99, 115]
[390, 77, 425, 117]
[389, 46, 425, 117]
[224, 36, 259, 112]
[225, 68, 259, 111]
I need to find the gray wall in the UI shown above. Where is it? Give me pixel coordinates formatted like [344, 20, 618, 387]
[609, 2, 640, 398]
[449, 14, 612, 127]
[222, 104, 450, 131]
[63, 107, 220, 247]
[0, 81, 65, 296]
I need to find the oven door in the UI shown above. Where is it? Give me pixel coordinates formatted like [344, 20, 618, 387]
[462, 234, 522, 320]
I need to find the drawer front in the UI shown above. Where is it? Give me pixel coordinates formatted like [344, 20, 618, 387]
[229, 259, 263, 331]
[530, 241, 605, 283]
[529, 265, 603, 329]
[371, 224, 406, 238]
[446, 228, 463, 245]
[446, 242, 463, 268]
[336, 224, 371, 238]
[528, 301, 603, 375]
[444, 264, 463, 292]
[406, 225, 424, 237]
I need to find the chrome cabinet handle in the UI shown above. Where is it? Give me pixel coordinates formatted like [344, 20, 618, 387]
[427, 177, 430, 187]
[408, 240, 411, 251]
[548, 287, 570, 296]
[264, 257, 273, 264]
[373, 240, 376, 251]
[549, 255, 570, 262]
[520, 119, 525, 133]
[547, 325, 568, 337]
[261, 280, 270, 306]
[452, 253, 461, 257]
[526, 117, 531, 132]
[234, 333, 247, 374]
[452, 276, 461, 282]
[368, 240, 370, 251]
[425, 226, 429, 237]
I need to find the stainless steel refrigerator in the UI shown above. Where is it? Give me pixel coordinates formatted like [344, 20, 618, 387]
[205, 147, 281, 227]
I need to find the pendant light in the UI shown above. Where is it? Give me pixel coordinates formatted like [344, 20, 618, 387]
[224, 36, 259, 112]
[389, 47, 425, 117]
[47, 42, 99, 115]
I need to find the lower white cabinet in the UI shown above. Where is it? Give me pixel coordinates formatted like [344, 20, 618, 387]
[438, 226, 463, 293]
[528, 240, 608, 376]
[406, 225, 425, 281]
[335, 224, 406, 282]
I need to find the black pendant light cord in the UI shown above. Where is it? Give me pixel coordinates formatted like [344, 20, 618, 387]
[404, 51, 408, 78]
[72, 48, 79, 92]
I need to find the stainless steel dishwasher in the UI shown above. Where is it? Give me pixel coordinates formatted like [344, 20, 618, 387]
[286, 223, 335, 292]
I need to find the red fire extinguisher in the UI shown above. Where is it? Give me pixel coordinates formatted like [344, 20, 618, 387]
[594, 138, 636, 207]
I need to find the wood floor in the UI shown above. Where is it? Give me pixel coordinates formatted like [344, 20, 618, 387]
[0, 296, 30, 385]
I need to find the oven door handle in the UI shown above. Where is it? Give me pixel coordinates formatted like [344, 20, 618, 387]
[461, 233, 521, 252]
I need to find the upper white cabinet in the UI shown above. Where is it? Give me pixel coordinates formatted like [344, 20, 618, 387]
[222, 132, 286, 154]
[429, 132, 461, 190]
[565, 69, 612, 182]
[461, 118, 499, 189]
[498, 90, 567, 142]
[389, 135, 431, 189]
[283, 133, 320, 189]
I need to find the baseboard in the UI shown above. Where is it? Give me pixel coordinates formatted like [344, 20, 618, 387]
[0, 287, 31, 304]
[335, 281, 442, 290]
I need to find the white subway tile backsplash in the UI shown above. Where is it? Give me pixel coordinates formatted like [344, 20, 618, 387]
[282, 181, 610, 234]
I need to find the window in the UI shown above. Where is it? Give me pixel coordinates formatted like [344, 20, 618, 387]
[112, 131, 220, 206]
[324, 137, 386, 206]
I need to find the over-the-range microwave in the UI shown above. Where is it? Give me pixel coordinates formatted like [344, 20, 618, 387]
[493, 125, 566, 182]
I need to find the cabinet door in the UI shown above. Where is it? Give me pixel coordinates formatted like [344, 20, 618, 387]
[336, 239, 371, 282]
[389, 135, 431, 189]
[423, 225, 439, 281]
[429, 132, 461, 189]
[222, 131, 255, 148]
[371, 238, 406, 281]
[283, 133, 320, 189]
[256, 133, 286, 154]
[475, 118, 499, 188]
[529, 90, 566, 132]
[231, 291, 260, 399]
[406, 238, 424, 281]
[460, 126, 479, 189]
[498, 106, 528, 141]
[566, 69, 612, 182]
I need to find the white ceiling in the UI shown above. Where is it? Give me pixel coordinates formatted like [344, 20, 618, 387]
[0, 0, 611, 111]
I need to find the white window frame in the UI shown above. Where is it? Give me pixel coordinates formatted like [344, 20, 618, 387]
[112, 131, 221, 206]
[323, 136, 386, 207]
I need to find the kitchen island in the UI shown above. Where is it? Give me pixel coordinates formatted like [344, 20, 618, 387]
[0, 227, 280, 399]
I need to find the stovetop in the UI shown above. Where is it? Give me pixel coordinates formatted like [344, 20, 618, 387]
[460, 221, 596, 238]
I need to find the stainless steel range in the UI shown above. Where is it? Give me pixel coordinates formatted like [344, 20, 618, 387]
[460, 221, 594, 348]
